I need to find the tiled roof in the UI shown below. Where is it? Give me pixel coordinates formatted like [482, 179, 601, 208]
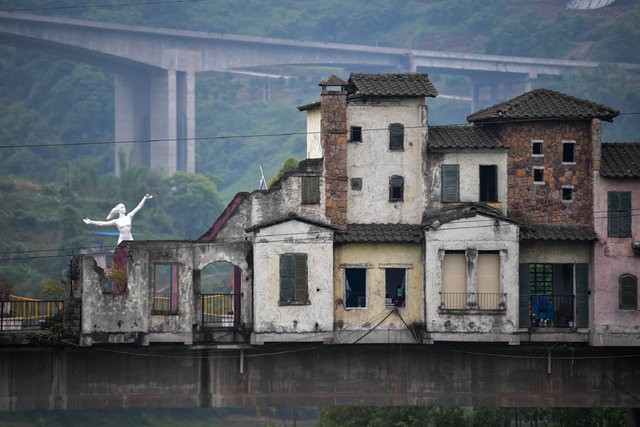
[423, 204, 518, 229]
[428, 125, 504, 150]
[521, 224, 597, 241]
[334, 223, 423, 243]
[347, 73, 438, 98]
[467, 89, 619, 123]
[601, 142, 640, 178]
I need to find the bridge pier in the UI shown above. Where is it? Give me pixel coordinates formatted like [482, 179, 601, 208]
[115, 67, 195, 176]
[469, 73, 534, 112]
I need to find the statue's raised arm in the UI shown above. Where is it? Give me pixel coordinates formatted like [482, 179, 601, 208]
[83, 194, 153, 245]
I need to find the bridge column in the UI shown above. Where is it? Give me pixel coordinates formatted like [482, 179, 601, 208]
[114, 70, 151, 175]
[114, 67, 195, 177]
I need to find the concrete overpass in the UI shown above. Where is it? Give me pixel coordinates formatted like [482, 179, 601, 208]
[2, 343, 640, 411]
[1, 12, 638, 175]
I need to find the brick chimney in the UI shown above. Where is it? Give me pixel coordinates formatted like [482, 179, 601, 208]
[320, 75, 348, 229]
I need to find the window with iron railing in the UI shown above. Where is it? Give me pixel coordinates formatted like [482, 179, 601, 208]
[153, 263, 179, 314]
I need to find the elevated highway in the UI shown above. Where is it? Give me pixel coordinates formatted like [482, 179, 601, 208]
[1, 12, 638, 175]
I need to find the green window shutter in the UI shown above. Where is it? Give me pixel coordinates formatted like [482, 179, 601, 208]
[620, 192, 632, 237]
[302, 176, 320, 204]
[293, 254, 309, 301]
[608, 192, 620, 236]
[519, 263, 531, 327]
[442, 164, 459, 202]
[575, 263, 589, 328]
[279, 254, 294, 301]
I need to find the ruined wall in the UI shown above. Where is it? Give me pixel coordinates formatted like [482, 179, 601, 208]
[499, 120, 594, 224]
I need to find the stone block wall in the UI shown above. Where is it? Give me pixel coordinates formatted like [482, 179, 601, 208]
[498, 120, 594, 225]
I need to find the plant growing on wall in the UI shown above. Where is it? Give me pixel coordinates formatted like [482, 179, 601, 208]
[104, 262, 127, 294]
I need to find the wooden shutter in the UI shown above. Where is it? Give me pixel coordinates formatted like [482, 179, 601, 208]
[279, 254, 294, 301]
[478, 253, 500, 295]
[442, 165, 459, 202]
[575, 263, 589, 328]
[619, 275, 638, 310]
[443, 253, 467, 309]
[608, 192, 620, 236]
[620, 192, 632, 237]
[519, 263, 531, 327]
[302, 176, 320, 204]
[293, 254, 308, 301]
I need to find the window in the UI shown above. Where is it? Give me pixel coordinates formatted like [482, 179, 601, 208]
[529, 264, 553, 295]
[153, 263, 179, 314]
[389, 123, 404, 150]
[442, 164, 459, 202]
[479, 165, 498, 202]
[389, 175, 404, 202]
[279, 253, 309, 304]
[608, 191, 632, 237]
[477, 252, 500, 310]
[562, 140, 575, 163]
[619, 274, 638, 310]
[350, 126, 362, 143]
[532, 140, 543, 156]
[350, 177, 362, 191]
[562, 186, 573, 202]
[533, 167, 544, 184]
[385, 268, 406, 308]
[442, 252, 467, 309]
[301, 176, 320, 204]
[345, 268, 366, 308]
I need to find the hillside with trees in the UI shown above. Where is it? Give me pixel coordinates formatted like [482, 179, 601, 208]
[1, 0, 639, 294]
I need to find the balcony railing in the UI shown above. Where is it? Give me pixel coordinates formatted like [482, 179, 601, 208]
[439, 292, 506, 313]
[1, 296, 64, 331]
[201, 293, 242, 327]
[153, 292, 179, 315]
[529, 294, 575, 328]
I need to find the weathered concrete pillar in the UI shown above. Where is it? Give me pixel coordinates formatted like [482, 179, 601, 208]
[114, 66, 195, 177]
[114, 70, 151, 175]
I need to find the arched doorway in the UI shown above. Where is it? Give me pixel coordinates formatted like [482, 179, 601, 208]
[200, 261, 241, 327]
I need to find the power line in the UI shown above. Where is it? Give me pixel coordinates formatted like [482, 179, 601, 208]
[0, 0, 203, 12]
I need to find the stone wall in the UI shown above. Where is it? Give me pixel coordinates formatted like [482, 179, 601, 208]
[498, 120, 594, 225]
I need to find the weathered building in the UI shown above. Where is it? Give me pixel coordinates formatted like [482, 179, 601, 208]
[591, 142, 640, 346]
[69, 72, 636, 349]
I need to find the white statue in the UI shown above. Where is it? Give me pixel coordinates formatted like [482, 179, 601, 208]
[83, 194, 153, 245]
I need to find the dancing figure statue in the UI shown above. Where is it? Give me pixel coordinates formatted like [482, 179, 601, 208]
[83, 194, 153, 245]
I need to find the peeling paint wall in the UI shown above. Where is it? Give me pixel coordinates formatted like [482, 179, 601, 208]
[333, 243, 424, 344]
[592, 173, 640, 345]
[80, 241, 198, 346]
[306, 107, 321, 159]
[425, 216, 519, 341]
[252, 168, 326, 226]
[346, 98, 426, 224]
[425, 150, 508, 215]
[250, 220, 334, 343]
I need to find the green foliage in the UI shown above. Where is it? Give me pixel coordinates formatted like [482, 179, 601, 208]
[268, 157, 300, 187]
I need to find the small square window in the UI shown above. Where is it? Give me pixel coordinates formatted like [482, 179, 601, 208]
[350, 126, 362, 143]
[533, 167, 544, 184]
[563, 141, 575, 163]
[532, 140, 543, 156]
[562, 187, 573, 201]
[350, 177, 362, 191]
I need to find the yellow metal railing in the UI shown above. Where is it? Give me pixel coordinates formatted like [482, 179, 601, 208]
[201, 293, 239, 326]
[1, 295, 64, 330]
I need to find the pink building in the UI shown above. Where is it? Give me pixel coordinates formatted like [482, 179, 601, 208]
[592, 142, 640, 346]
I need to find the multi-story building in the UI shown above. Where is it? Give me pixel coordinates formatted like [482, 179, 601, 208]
[73, 73, 634, 348]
